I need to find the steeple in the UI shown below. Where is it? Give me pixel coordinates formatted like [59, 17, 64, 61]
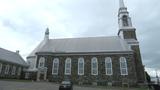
[119, 0, 125, 8]
[118, 0, 132, 29]
[117, 1, 145, 84]
[44, 27, 49, 40]
[118, 0, 136, 40]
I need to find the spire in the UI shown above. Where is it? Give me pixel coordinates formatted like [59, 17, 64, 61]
[119, 0, 125, 8]
[118, 0, 136, 40]
[118, 0, 127, 14]
[118, 0, 132, 29]
[45, 27, 49, 35]
[44, 27, 49, 40]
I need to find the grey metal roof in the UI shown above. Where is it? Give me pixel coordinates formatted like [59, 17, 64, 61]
[28, 36, 132, 57]
[28, 39, 47, 57]
[0, 48, 28, 67]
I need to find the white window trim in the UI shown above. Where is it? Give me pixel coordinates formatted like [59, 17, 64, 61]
[52, 58, 59, 75]
[5, 65, 10, 74]
[105, 57, 113, 75]
[120, 57, 128, 75]
[38, 57, 45, 68]
[11, 66, 16, 75]
[78, 57, 84, 75]
[91, 57, 98, 75]
[0, 63, 2, 73]
[18, 67, 21, 76]
[25, 72, 29, 79]
[65, 58, 71, 75]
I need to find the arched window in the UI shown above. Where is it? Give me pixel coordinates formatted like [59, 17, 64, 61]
[38, 57, 45, 68]
[122, 15, 129, 26]
[120, 57, 128, 75]
[78, 57, 84, 75]
[52, 58, 59, 75]
[91, 57, 98, 75]
[105, 57, 113, 75]
[5, 65, 10, 74]
[11, 66, 16, 75]
[0, 63, 2, 73]
[65, 58, 71, 75]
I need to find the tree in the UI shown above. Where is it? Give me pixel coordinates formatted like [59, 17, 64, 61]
[145, 71, 152, 89]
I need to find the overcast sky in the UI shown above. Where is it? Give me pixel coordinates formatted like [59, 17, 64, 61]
[0, 0, 160, 77]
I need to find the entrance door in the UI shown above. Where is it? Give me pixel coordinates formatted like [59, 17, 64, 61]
[40, 74, 44, 80]
[37, 67, 47, 81]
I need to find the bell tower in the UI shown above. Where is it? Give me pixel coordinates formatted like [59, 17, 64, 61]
[118, 0, 137, 40]
[118, 0, 145, 84]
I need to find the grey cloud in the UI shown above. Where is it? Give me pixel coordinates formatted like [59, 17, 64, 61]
[58, 0, 160, 71]
[1, 16, 45, 42]
[119, 0, 160, 70]
[0, 0, 160, 71]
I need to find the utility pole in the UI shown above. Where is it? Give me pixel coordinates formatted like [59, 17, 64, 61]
[156, 70, 159, 85]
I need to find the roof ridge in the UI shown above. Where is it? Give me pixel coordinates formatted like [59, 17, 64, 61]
[0, 47, 16, 54]
[27, 36, 131, 57]
[49, 36, 119, 40]
[0, 47, 27, 67]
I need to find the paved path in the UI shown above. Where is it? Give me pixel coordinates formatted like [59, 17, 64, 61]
[0, 80, 147, 90]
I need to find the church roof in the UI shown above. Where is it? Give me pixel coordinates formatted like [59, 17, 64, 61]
[28, 39, 47, 57]
[28, 36, 132, 57]
[0, 48, 28, 67]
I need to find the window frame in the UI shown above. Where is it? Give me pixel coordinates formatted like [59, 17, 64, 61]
[105, 57, 113, 75]
[38, 57, 45, 68]
[91, 57, 98, 75]
[17, 67, 21, 76]
[65, 58, 71, 75]
[0, 63, 2, 73]
[5, 64, 10, 74]
[11, 66, 16, 75]
[120, 57, 128, 75]
[52, 58, 59, 75]
[78, 57, 84, 75]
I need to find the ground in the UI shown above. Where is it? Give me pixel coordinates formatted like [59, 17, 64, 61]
[0, 80, 147, 90]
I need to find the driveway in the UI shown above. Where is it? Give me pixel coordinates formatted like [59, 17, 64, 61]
[0, 80, 147, 90]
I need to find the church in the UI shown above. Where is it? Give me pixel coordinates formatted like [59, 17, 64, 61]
[26, 0, 145, 86]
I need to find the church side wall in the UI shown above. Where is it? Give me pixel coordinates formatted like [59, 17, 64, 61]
[36, 53, 137, 86]
[131, 45, 145, 83]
